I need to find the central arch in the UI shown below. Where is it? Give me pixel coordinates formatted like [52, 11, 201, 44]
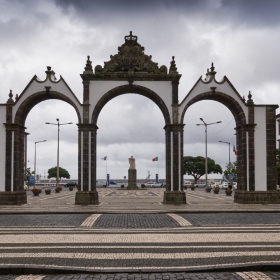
[91, 84, 171, 125]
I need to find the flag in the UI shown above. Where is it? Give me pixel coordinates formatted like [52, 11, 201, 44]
[152, 157, 158, 161]
[101, 156, 107, 160]
[233, 146, 237, 155]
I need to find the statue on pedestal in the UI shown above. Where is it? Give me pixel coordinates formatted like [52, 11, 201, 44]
[129, 156, 136, 170]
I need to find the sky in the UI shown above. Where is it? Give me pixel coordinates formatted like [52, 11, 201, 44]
[1, 0, 280, 181]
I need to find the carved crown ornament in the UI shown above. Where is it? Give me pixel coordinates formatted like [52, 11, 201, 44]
[81, 31, 181, 80]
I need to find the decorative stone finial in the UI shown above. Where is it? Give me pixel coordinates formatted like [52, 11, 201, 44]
[15, 94, 19, 101]
[247, 91, 254, 105]
[7, 90, 14, 104]
[125, 31, 137, 44]
[45, 66, 52, 75]
[248, 91, 252, 100]
[242, 95, 246, 102]
[45, 66, 57, 80]
[205, 68, 210, 81]
[209, 62, 217, 75]
[169, 56, 178, 74]
[83, 55, 93, 74]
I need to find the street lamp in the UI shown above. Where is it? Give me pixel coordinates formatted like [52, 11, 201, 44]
[45, 118, 72, 188]
[219, 140, 231, 183]
[196, 118, 222, 186]
[34, 140, 47, 188]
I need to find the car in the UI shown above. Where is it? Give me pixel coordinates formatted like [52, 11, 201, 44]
[218, 181, 228, 189]
[152, 182, 163, 188]
[103, 181, 118, 187]
[194, 182, 206, 188]
[64, 181, 77, 187]
[184, 181, 192, 187]
[145, 181, 156, 187]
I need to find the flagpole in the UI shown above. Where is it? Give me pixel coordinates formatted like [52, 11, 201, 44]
[158, 158, 159, 179]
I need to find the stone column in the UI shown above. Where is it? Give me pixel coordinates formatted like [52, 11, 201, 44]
[234, 119, 279, 204]
[75, 123, 99, 205]
[0, 123, 27, 205]
[163, 124, 186, 204]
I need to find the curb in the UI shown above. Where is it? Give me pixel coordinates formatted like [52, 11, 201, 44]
[0, 263, 280, 275]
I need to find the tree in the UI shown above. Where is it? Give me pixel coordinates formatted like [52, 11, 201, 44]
[223, 161, 237, 181]
[47, 166, 70, 181]
[25, 167, 34, 176]
[182, 156, 222, 183]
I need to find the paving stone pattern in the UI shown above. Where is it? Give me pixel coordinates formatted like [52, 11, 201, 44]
[0, 214, 90, 227]
[1, 213, 280, 228]
[93, 214, 180, 228]
[179, 213, 280, 226]
[0, 272, 280, 280]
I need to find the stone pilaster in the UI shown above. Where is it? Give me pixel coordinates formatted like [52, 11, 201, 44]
[266, 105, 278, 191]
[163, 124, 186, 204]
[75, 123, 99, 205]
[247, 103, 255, 191]
[1, 123, 27, 205]
[235, 124, 249, 192]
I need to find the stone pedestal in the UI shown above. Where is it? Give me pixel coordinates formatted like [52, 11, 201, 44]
[163, 190, 186, 204]
[234, 190, 280, 204]
[127, 169, 138, 189]
[0, 191, 27, 205]
[75, 191, 99, 205]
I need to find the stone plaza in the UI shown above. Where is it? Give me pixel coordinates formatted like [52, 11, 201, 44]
[0, 188, 280, 279]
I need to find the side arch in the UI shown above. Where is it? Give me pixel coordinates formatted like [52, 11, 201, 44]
[180, 91, 248, 194]
[91, 84, 171, 125]
[11, 90, 82, 193]
[180, 91, 246, 126]
[14, 91, 82, 125]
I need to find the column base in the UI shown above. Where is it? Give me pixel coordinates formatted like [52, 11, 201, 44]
[126, 186, 138, 190]
[75, 191, 99, 205]
[127, 169, 138, 189]
[0, 191, 27, 205]
[234, 190, 280, 204]
[163, 191, 186, 204]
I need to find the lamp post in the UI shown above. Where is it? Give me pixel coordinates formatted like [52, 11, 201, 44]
[196, 118, 222, 186]
[34, 140, 47, 188]
[218, 140, 230, 170]
[45, 119, 72, 188]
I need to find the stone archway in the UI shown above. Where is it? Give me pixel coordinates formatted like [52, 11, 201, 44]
[179, 65, 279, 204]
[75, 32, 186, 205]
[0, 69, 83, 205]
[0, 32, 278, 205]
[180, 91, 247, 196]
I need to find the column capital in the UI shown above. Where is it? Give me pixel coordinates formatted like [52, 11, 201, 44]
[235, 123, 256, 133]
[3, 123, 26, 132]
[164, 123, 185, 132]
[77, 123, 98, 132]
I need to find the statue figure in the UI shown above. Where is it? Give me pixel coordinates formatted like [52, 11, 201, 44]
[129, 156, 136, 169]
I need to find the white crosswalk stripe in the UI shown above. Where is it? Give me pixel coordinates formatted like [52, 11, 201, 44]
[167, 213, 192, 226]
[80, 214, 101, 227]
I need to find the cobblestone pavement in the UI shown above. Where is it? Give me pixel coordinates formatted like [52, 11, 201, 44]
[0, 226, 279, 273]
[0, 188, 280, 278]
[1, 213, 280, 227]
[0, 188, 280, 213]
[0, 272, 280, 280]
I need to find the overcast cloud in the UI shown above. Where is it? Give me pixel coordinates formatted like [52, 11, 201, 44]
[1, 0, 280, 180]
